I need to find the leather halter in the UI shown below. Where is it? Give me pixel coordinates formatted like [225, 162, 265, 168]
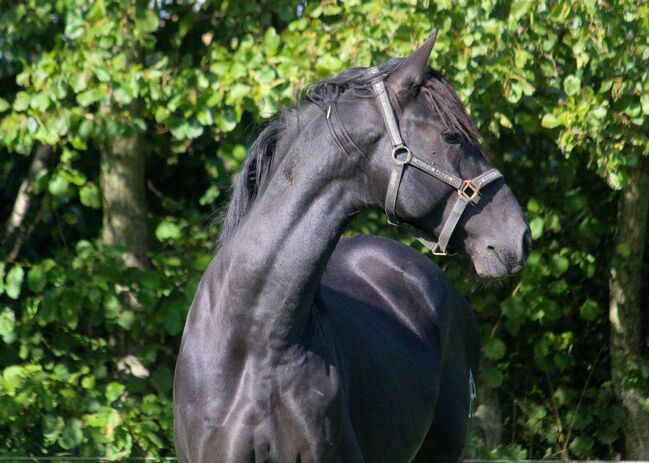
[325, 75, 503, 256]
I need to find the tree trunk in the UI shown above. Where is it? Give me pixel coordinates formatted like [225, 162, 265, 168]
[475, 386, 503, 450]
[609, 155, 649, 459]
[474, 359, 503, 451]
[3, 144, 52, 259]
[100, 131, 148, 269]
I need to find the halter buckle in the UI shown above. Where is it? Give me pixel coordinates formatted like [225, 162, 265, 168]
[391, 145, 412, 166]
[459, 179, 479, 203]
[430, 242, 447, 256]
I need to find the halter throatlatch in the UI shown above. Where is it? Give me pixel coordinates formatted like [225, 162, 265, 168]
[371, 78, 503, 255]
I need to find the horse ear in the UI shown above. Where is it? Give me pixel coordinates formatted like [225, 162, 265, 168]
[387, 29, 438, 96]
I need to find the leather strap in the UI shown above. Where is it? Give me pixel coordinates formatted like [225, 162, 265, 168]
[373, 81, 404, 147]
[385, 155, 407, 225]
[437, 195, 471, 253]
[410, 157, 463, 190]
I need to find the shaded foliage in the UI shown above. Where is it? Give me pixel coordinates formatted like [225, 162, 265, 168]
[0, 0, 647, 460]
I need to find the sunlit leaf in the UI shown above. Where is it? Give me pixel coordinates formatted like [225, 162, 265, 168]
[105, 382, 125, 402]
[155, 221, 181, 241]
[6, 266, 24, 300]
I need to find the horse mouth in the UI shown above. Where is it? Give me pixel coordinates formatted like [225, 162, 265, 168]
[472, 246, 523, 278]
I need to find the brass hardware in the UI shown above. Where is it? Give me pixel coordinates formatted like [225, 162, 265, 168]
[459, 179, 479, 202]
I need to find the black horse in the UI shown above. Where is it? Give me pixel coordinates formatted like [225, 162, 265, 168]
[174, 32, 530, 462]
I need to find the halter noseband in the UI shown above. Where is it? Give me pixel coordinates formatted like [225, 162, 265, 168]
[325, 75, 503, 256]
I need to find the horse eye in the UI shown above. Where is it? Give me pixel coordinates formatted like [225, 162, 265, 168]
[443, 131, 461, 144]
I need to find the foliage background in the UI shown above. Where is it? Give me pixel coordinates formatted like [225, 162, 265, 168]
[0, 0, 647, 460]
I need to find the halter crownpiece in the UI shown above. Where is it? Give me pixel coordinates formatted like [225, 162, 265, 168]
[370, 77, 503, 256]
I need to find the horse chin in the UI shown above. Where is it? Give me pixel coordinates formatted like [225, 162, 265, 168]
[469, 247, 514, 279]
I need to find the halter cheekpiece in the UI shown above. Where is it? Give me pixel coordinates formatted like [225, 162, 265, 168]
[325, 71, 503, 256]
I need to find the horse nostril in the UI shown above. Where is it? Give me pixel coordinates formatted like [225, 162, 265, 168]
[522, 228, 532, 260]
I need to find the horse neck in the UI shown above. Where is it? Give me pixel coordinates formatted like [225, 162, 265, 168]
[214, 132, 364, 355]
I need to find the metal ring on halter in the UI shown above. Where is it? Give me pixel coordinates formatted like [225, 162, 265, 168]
[391, 145, 412, 165]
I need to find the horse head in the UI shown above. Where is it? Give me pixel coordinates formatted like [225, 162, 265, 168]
[329, 32, 531, 277]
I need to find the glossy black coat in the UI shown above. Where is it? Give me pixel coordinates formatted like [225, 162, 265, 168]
[175, 236, 478, 463]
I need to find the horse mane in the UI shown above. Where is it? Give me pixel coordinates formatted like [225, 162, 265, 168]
[217, 114, 287, 248]
[217, 58, 481, 247]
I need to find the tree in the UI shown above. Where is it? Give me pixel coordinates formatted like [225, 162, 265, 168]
[609, 156, 649, 459]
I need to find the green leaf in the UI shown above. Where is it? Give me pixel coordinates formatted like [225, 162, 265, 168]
[59, 418, 83, 449]
[155, 106, 170, 123]
[0, 97, 11, 112]
[510, 0, 534, 20]
[197, 109, 214, 126]
[164, 306, 183, 335]
[137, 9, 159, 33]
[43, 415, 64, 446]
[2, 366, 25, 395]
[550, 254, 570, 276]
[71, 72, 88, 93]
[6, 266, 24, 300]
[579, 299, 601, 321]
[77, 87, 106, 107]
[199, 185, 220, 205]
[641, 94, 649, 115]
[105, 382, 125, 402]
[13, 92, 30, 111]
[80, 182, 101, 209]
[215, 109, 237, 132]
[226, 84, 252, 105]
[155, 221, 181, 241]
[0, 307, 16, 343]
[65, 13, 85, 39]
[484, 338, 506, 360]
[564, 75, 581, 96]
[27, 264, 47, 293]
[186, 120, 205, 138]
[569, 435, 594, 457]
[48, 174, 69, 197]
[113, 53, 127, 71]
[527, 198, 541, 214]
[541, 113, 563, 129]
[529, 216, 544, 240]
[265, 27, 281, 55]
[170, 119, 204, 139]
[30, 92, 50, 112]
[71, 136, 88, 150]
[94, 66, 111, 82]
[114, 86, 134, 105]
[117, 310, 135, 330]
[104, 294, 121, 319]
[60, 169, 86, 186]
